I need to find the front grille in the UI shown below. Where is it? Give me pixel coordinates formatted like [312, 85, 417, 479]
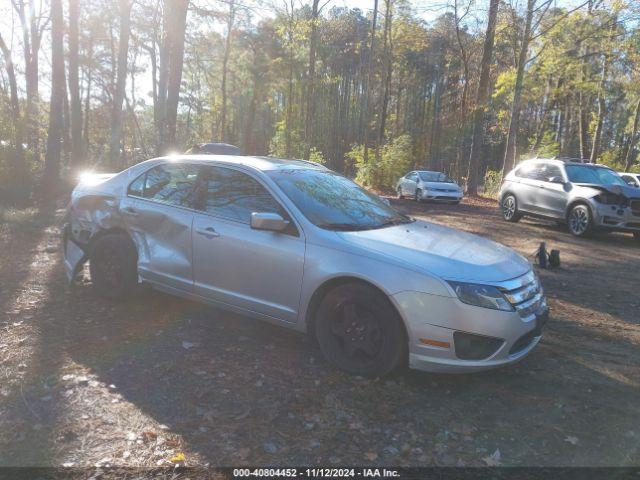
[500, 271, 544, 320]
[631, 199, 640, 216]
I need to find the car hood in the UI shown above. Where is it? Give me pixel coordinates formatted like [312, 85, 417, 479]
[420, 181, 460, 189]
[574, 183, 640, 199]
[337, 220, 530, 283]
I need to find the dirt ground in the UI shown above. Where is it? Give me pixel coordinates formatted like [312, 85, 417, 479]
[0, 198, 639, 468]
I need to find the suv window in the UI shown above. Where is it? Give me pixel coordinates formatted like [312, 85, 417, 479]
[515, 163, 543, 180]
[128, 163, 199, 207]
[621, 174, 639, 187]
[538, 164, 563, 182]
[195, 166, 285, 223]
[407, 172, 418, 181]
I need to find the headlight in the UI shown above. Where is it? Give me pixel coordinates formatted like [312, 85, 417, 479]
[447, 281, 514, 311]
[595, 193, 625, 205]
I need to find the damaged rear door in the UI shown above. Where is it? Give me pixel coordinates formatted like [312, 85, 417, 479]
[126, 163, 200, 292]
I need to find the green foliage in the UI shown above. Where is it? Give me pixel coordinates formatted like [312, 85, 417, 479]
[483, 170, 503, 199]
[349, 135, 413, 190]
[598, 147, 626, 171]
[308, 147, 326, 165]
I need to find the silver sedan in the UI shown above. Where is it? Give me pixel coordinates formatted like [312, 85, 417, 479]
[64, 155, 548, 376]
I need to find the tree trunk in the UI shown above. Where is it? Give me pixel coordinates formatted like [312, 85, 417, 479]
[220, 0, 235, 142]
[467, 0, 500, 196]
[623, 98, 640, 172]
[501, 0, 534, 176]
[589, 52, 609, 164]
[304, 0, 320, 155]
[361, 0, 379, 170]
[377, 0, 393, 146]
[108, 0, 132, 168]
[0, 33, 25, 177]
[163, 0, 189, 152]
[83, 39, 93, 152]
[42, 0, 65, 202]
[68, 0, 84, 171]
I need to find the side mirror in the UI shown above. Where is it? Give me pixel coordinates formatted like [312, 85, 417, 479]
[549, 176, 565, 185]
[250, 212, 289, 232]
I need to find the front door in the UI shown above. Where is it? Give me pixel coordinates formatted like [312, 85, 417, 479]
[192, 165, 305, 323]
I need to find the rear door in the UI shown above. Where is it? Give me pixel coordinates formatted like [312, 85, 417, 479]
[535, 163, 568, 218]
[125, 163, 199, 292]
[514, 162, 544, 212]
[191, 165, 305, 323]
[403, 172, 418, 195]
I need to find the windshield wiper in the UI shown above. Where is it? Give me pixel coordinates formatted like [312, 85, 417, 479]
[317, 222, 371, 231]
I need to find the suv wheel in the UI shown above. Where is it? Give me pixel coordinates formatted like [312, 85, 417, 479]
[567, 204, 593, 237]
[501, 194, 522, 222]
[314, 283, 407, 377]
[90, 233, 138, 300]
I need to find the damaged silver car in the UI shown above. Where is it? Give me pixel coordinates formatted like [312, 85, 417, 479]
[500, 158, 640, 239]
[64, 155, 548, 376]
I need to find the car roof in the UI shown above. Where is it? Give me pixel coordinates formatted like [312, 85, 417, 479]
[415, 170, 446, 174]
[518, 158, 613, 168]
[155, 154, 328, 172]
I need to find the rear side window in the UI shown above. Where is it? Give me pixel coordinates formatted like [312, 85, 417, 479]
[195, 166, 285, 223]
[539, 164, 563, 182]
[516, 163, 543, 180]
[128, 163, 200, 207]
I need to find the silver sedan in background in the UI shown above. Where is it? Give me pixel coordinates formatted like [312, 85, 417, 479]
[396, 170, 464, 203]
[64, 155, 547, 376]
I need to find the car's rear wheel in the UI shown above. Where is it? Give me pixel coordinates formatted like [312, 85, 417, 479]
[567, 204, 593, 237]
[415, 188, 422, 203]
[89, 233, 138, 300]
[314, 283, 407, 377]
[501, 194, 522, 222]
[396, 187, 404, 199]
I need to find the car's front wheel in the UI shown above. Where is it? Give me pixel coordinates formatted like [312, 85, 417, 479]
[89, 233, 138, 300]
[501, 194, 522, 222]
[567, 204, 593, 237]
[314, 282, 407, 377]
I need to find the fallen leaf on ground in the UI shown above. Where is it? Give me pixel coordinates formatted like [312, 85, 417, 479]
[482, 449, 501, 466]
[565, 436, 579, 445]
[170, 452, 185, 464]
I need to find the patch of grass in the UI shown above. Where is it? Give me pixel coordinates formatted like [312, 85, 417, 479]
[0, 207, 49, 230]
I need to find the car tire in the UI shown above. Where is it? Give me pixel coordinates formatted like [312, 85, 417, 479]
[501, 194, 522, 222]
[89, 233, 138, 300]
[567, 203, 594, 237]
[396, 187, 404, 199]
[314, 282, 407, 377]
[415, 188, 422, 203]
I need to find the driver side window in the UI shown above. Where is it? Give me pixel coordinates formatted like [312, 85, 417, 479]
[195, 166, 286, 224]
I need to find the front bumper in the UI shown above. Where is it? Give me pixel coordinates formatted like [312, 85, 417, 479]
[62, 223, 88, 282]
[592, 201, 640, 233]
[420, 190, 463, 201]
[393, 273, 548, 373]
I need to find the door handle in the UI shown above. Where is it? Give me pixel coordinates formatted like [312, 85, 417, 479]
[122, 207, 139, 216]
[196, 227, 220, 238]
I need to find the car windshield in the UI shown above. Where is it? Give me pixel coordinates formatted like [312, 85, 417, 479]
[565, 165, 626, 186]
[267, 169, 413, 231]
[419, 171, 454, 183]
